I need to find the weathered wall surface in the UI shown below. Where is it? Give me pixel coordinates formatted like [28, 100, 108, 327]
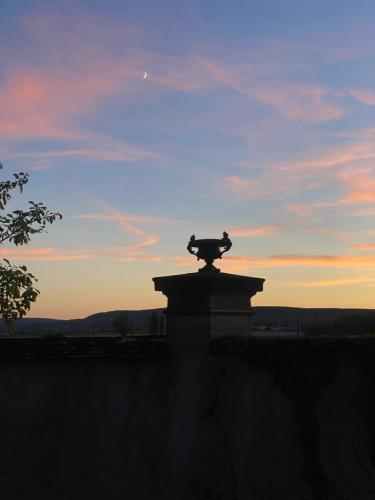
[0, 337, 375, 500]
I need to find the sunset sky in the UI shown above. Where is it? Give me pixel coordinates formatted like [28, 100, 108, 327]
[0, 0, 374, 318]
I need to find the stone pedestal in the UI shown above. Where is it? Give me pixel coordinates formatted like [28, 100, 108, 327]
[153, 271, 265, 352]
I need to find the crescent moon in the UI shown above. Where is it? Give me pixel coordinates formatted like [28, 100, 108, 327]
[142, 72, 148, 80]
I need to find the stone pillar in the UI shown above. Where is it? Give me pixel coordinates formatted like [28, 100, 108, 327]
[153, 271, 264, 352]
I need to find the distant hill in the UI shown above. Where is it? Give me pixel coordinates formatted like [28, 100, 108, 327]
[85, 309, 161, 331]
[0, 309, 162, 334]
[1, 306, 374, 334]
[252, 306, 375, 325]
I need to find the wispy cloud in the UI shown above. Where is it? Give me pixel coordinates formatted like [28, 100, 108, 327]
[250, 84, 345, 121]
[352, 243, 375, 251]
[198, 57, 345, 122]
[280, 142, 375, 173]
[75, 208, 166, 237]
[286, 161, 375, 215]
[115, 255, 164, 263]
[350, 208, 375, 217]
[76, 199, 167, 264]
[14, 142, 157, 164]
[0, 68, 125, 141]
[218, 176, 281, 199]
[224, 254, 375, 268]
[173, 253, 375, 269]
[110, 236, 160, 254]
[301, 277, 375, 287]
[108, 236, 162, 262]
[0, 10, 350, 165]
[0, 14, 159, 167]
[287, 200, 340, 216]
[0, 66, 157, 167]
[0, 247, 94, 261]
[303, 226, 355, 240]
[338, 166, 375, 204]
[349, 89, 375, 106]
[231, 225, 278, 237]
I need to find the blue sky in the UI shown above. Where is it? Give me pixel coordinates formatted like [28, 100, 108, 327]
[0, 0, 374, 317]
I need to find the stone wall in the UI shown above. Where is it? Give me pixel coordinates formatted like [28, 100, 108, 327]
[0, 336, 374, 500]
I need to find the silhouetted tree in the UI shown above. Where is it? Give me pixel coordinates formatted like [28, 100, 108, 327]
[148, 311, 159, 335]
[0, 163, 62, 332]
[112, 312, 129, 337]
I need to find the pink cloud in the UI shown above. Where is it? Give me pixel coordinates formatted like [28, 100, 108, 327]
[174, 253, 375, 269]
[352, 243, 375, 251]
[108, 236, 161, 262]
[0, 75, 151, 152]
[0, 247, 53, 256]
[0, 15, 157, 164]
[198, 57, 345, 122]
[350, 208, 375, 217]
[219, 176, 281, 199]
[287, 200, 340, 216]
[261, 136, 375, 219]
[221, 140, 375, 211]
[0, 9, 351, 168]
[115, 255, 164, 263]
[0, 65, 157, 166]
[302, 277, 375, 286]
[281, 142, 375, 173]
[0, 247, 94, 261]
[231, 226, 278, 237]
[75, 207, 166, 237]
[336, 128, 375, 139]
[250, 84, 344, 121]
[0, 70, 119, 140]
[224, 254, 375, 268]
[337, 166, 375, 204]
[303, 226, 354, 240]
[349, 89, 375, 106]
[172, 256, 196, 267]
[118, 236, 159, 254]
[14, 143, 157, 163]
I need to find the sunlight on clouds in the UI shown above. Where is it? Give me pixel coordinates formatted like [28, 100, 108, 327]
[75, 205, 167, 237]
[349, 89, 375, 106]
[301, 277, 375, 286]
[338, 166, 375, 204]
[0, 247, 94, 261]
[173, 254, 375, 269]
[231, 226, 278, 237]
[0, 6, 374, 315]
[14, 142, 157, 164]
[280, 142, 375, 173]
[352, 243, 375, 251]
[224, 254, 375, 268]
[198, 57, 345, 121]
[115, 255, 164, 263]
[303, 226, 355, 240]
[219, 176, 280, 199]
[249, 84, 345, 121]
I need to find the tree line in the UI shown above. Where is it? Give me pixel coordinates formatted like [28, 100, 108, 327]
[303, 314, 375, 336]
[112, 311, 165, 336]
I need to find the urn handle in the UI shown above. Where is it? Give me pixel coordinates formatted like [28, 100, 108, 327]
[219, 231, 232, 258]
[187, 234, 198, 257]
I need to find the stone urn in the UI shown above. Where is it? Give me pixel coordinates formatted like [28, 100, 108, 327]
[187, 231, 232, 272]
